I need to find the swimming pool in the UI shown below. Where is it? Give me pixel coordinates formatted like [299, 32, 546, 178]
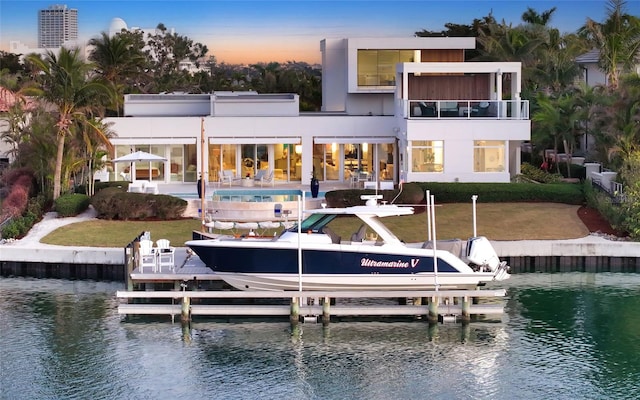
[173, 189, 324, 202]
[175, 189, 325, 222]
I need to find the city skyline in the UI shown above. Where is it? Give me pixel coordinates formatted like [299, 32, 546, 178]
[1, 0, 639, 64]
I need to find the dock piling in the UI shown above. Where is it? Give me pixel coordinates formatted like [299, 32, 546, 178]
[322, 296, 330, 324]
[291, 297, 300, 324]
[428, 296, 439, 323]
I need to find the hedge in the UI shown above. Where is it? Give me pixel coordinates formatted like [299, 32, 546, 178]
[54, 193, 90, 217]
[324, 182, 585, 207]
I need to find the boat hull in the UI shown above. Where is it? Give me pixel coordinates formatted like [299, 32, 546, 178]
[214, 272, 498, 291]
[186, 241, 507, 291]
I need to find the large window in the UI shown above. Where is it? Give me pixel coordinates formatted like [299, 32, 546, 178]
[411, 141, 443, 172]
[357, 50, 414, 86]
[474, 140, 505, 172]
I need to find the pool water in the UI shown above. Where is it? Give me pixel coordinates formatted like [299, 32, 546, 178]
[173, 189, 324, 202]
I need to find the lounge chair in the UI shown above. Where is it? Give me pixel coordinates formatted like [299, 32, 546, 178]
[257, 170, 274, 187]
[219, 170, 235, 187]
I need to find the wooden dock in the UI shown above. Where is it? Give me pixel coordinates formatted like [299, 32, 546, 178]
[116, 288, 507, 324]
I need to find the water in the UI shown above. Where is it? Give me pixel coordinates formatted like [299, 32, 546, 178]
[173, 189, 324, 201]
[1, 273, 639, 400]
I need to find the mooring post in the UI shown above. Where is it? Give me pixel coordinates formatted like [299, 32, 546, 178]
[181, 296, 191, 323]
[461, 296, 471, 322]
[291, 297, 300, 324]
[322, 296, 330, 325]
[428, 296, 439, 324]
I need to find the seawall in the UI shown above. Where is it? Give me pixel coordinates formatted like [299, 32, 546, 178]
[2, 234, 640, 281]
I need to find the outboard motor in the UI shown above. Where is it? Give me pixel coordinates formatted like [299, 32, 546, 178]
[466, 236, 501, 272]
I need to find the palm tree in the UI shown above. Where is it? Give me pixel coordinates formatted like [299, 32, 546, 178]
[580, 0, 640, 89]
[532, 93, 581, 176]
[88, 32, 146, 116]
[521, 7, 557, 26]
[26, 47, 112, 199]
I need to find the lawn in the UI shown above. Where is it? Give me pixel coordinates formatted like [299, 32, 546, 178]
[40, 202, 589, 248]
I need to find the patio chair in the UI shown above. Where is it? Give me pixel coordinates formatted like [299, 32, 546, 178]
[219, 170, 235, 187]
[254, 169, 266, 182]
[138, 239, 157, 273]
[349, 170, 359, 188]
[128, 180, 146, 193]
[155, 239, 175, 272]
[258, 170, 275, 187]
[357, 172, 369, 187]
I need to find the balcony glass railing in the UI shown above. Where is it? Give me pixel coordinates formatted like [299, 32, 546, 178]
[405, 100, 529, 120]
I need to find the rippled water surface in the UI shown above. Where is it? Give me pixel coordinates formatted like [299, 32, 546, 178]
[1, 273, 639, 400]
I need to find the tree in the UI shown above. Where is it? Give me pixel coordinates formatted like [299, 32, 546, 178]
[143, 23, 209, 93]
[521, 7, 557, 26]
[26, 47, 112, 199]
[579, 0, 640, 89]
[532, 92, 581, 176]
[88, 32, 147, 115]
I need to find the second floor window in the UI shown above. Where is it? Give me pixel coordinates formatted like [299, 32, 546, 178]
[358, 50, 414, 87]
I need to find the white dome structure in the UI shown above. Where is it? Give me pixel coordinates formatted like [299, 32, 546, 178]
[108, 18, 128, 37]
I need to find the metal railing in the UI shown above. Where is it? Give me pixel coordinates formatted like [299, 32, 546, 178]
[404, 99, 529, 120]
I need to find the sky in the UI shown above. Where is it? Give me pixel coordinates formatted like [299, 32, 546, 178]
[1, 0, 640, 64]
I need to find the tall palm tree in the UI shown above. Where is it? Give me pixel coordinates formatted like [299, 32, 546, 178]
[532, 93, 581, 176]
[521, 7, 557, 26]
[88, 32, 146, 116]
[580, 0, 640, 89]
[26, 47, 112, 199]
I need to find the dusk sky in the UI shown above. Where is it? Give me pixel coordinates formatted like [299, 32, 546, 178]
[1, 0, 639, 64]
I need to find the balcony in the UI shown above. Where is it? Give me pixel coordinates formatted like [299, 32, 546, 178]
[405, 100, 529, 120]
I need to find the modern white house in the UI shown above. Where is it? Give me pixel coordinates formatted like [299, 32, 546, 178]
[102, 37, 531, 187]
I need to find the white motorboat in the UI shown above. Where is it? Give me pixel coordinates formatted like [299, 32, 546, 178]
[185, 200, 510, 291]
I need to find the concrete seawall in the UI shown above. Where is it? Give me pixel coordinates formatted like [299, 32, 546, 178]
[2, 235, 640, 280]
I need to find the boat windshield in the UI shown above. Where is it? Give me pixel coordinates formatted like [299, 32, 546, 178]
[287, 213, 337, 233]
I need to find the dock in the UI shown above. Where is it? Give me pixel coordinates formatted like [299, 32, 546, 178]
[120, 261, 506, 324]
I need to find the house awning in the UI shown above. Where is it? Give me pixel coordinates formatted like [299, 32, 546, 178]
[209, 137, 301, 144]
[314, 137, 396, 144]
[112, 138, 196, 145]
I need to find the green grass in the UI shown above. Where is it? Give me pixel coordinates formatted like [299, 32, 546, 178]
[41, 202, 589, 247]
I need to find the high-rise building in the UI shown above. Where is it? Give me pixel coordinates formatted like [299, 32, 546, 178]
[38, 4, 78, 48]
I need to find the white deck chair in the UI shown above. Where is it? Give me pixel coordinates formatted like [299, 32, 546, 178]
[259, 170, 275, 187]
[254, 169, 266, 183]
[155, 239, 175, 272]
[219, 170, 235, 187]
[138, 239, 157, 272]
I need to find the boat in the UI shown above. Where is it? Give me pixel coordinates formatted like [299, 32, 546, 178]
[185, 199, 510, 291]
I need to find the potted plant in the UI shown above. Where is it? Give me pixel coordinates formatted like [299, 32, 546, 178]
[310, 168, 319, 198]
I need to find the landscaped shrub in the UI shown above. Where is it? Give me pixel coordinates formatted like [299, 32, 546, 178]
[76, 180, 128, 195]
[153, 195, 188, 220]
[54, 193, 90, 217]
[1, 218, 23, 239]
[112, 192, 154, 220]
[2, 184, 29, 218]
[583, 180, 627, 234]
[417, 182, 584, 204]
[91, 186, 125, 219]
[325, 181, 585, 208]
[519, 162, 564, 183]
[324, 183, 425, 209]
[91, 189, 187, 220]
